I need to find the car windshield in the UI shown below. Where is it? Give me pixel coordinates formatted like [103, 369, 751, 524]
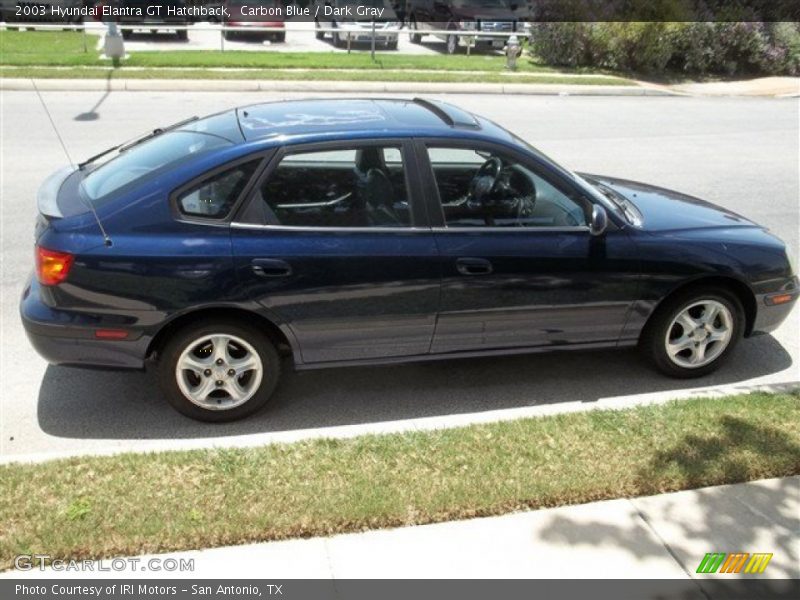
[80, 131, 232, 202]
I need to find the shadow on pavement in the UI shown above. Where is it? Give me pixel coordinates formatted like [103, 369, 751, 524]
[536, 424, 799, 585]
[36, 332, 793, 441]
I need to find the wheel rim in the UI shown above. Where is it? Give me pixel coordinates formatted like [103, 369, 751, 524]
[175, 333, 263, 411]
[665, 300, 733, 369]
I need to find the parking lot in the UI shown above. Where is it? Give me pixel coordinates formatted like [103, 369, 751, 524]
[1, 91, 797, 462]
[92, 20, 496, 55]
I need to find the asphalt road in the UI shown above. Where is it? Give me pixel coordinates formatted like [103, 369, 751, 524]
[1, 92, 798, 462]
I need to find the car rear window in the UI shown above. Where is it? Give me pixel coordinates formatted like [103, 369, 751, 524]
[80, 131, 233, 202]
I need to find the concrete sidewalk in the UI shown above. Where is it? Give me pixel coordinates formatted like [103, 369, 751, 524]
[6, 476, 797, 581]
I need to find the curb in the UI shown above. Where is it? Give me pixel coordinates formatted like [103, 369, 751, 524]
[0, 77, 681, 96]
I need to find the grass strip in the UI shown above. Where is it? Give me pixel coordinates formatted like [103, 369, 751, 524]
[0, 30, 622, 79]
[1, 391, 798, 570]
[0, 66, 632, 85]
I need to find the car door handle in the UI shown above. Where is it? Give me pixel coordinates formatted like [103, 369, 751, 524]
[456, 257, 493, 276]
[251, 258, 293, 278]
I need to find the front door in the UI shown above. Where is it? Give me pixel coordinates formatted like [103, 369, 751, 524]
[418, 142, 641, 354]
[231, 140, 440, 364]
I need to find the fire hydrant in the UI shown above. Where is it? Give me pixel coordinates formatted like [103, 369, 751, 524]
[103, 22, 125, 67]
[504, 35, 521, 71]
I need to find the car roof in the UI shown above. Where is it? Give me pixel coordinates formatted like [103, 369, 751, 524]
[233, 98, 489, 142]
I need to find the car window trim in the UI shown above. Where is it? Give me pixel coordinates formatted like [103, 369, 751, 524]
[234, 138, 428, 230]
[170, 150, 275, 225]
[414, 136, 597, 232]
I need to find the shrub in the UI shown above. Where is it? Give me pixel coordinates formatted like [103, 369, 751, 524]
[530, 21, 800, 77]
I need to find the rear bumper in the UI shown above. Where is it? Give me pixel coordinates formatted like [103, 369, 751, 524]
[750, 275, 799, 335]
[20, 276, 149, 370]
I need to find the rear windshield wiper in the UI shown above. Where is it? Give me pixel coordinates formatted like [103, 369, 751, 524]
[77, 115, 200, 170]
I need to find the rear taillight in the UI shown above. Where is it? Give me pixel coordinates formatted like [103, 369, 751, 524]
[36, 246, 74, 286]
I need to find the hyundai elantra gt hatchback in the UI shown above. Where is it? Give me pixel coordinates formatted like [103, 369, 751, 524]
[21, 98, 798, 421]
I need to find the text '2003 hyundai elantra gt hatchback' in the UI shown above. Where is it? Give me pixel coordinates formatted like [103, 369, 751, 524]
[21, 98, 798, 421]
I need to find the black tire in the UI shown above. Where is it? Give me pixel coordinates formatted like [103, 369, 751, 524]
[408, 18, 421, 44]
[387, 40, 398, 50]
[121, 29, 132, 40]
[176, 29, 188, 41]
[332, 30, 343, 48]
[157, 319, 281, 422]
[640, 286, 745, 378]
[223, 30, 232, 41]
[315, 21, 325, 40]
[274, 32, 286, 43]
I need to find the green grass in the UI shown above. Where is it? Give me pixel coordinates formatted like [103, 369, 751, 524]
[1, 391, 798, 569]
[0, 30, 632, 85]
[0, 65, 631, 85]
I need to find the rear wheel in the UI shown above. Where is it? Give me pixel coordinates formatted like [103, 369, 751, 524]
[315, 21, 325, 40]
[640, 286, 744, 378]
[157, 319, 280, 422]
[176, 28, 188, 41]
[332, 29, 343, 47]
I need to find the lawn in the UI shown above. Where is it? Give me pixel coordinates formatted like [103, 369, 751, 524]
[1, 391, 798, 570]
[0, 29, 632, 85]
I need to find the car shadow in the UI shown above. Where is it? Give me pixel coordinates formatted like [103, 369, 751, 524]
[36, 333, 794, 442]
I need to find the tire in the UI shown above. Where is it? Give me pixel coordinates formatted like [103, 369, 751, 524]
[332, 30, 343, 48]
[274, 32, 286, 43]
[446, 33, 459, 54]
[408, 19, 421, 44]
[223, 30, 232, 41]
[176, 29, 188, 41]
[387, 40, 398, 50]
[640, 286, 745, 378]
[315, 21, 324, 40]
[121, 29, 132, 40]
[157, 319, 281, 422]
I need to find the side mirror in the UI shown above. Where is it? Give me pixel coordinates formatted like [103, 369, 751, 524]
[590, 204, 608, 236]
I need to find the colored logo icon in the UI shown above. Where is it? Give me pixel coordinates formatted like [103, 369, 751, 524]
[696, 552, 773, 574]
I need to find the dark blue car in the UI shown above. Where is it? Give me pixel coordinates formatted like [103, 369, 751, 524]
[21, 98, 798, 421]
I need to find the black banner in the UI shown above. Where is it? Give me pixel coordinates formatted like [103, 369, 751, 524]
[3, 580, 800, 600]
[3, 0, 800, 24]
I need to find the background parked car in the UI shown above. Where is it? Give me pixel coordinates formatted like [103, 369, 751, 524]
[314, 0, 400, 50]
[407, 0, 521, 54]
[223, 0, 285, 42]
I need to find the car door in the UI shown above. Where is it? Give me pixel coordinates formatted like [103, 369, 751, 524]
[416, 139, 641, 354]
[230, 139, 440, 365]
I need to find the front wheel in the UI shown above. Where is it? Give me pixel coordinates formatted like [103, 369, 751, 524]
[640, 287, 744, 378]
[157, 319, 280, 422]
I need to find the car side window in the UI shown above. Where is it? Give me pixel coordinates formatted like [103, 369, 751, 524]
[426, 146, 589, 228]
[178, 160, 260, 219]
[256, 145, 412, 228]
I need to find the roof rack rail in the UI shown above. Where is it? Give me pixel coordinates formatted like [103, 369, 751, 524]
[412, 98, 480, 130]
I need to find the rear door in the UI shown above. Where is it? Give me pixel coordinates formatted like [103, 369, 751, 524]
[230, 139, 441, 365]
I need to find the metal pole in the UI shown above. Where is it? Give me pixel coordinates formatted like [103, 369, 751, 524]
[82, 23, 87, 53]
[220, 25, 224, 52]
[371, 20, 376, 61]
[347, 31, 351, 54]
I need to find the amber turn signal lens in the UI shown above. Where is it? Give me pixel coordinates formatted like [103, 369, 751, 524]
[35, 246, 74, 286]
[765, 293, 795, 306]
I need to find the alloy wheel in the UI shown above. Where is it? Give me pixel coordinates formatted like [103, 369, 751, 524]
[664, 300, 733, 368]
[175, 333, 263, 410]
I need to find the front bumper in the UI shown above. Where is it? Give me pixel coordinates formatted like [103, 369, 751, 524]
[20, 276, 149, 370]
[750, 275, 799, 335]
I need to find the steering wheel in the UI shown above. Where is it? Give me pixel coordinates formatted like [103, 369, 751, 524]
[469, 157, 503, 204]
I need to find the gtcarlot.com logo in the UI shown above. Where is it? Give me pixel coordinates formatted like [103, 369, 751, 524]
[14, 554, 194, 572]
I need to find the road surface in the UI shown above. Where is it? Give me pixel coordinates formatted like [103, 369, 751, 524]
[1, 91, 797, 462]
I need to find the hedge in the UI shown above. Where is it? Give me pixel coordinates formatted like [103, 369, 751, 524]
[530, 22, 800, 76]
